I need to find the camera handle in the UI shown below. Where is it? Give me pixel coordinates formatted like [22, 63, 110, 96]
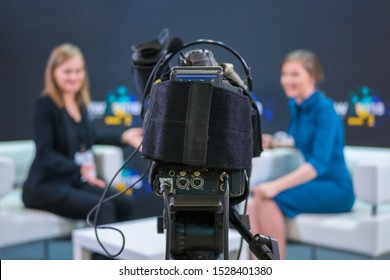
[142, 38, 254, 118]
[229, 207, 280, 260]
[182, 39, 253, 91]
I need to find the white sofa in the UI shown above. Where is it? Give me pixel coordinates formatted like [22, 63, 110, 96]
[250, 146, 390, 258]
[0, 140, 123, 250]
[3, 140, 389, 259]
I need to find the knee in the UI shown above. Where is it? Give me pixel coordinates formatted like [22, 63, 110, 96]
[247, 199, 256, 215]
[247, 193, 279, 213]
[248, 193, 268, 208]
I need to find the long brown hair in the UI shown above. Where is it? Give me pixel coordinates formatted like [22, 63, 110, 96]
[43, 43, 90, 108]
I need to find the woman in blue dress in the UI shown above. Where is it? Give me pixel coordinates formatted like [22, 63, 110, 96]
[247, 50, 355, 259]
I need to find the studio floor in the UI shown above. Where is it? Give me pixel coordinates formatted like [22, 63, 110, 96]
[1, 240, 389, 260]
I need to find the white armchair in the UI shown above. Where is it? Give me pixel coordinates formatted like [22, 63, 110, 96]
[0, 156, 15, 198]
[250, 146, 390, 258]
[0, 140, 124, 250]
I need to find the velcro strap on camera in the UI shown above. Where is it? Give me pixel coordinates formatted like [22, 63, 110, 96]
[142, 80, 254, 170]
[183, 82, 213, 165]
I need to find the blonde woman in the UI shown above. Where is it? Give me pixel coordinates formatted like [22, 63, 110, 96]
[22, 43, 143, 224]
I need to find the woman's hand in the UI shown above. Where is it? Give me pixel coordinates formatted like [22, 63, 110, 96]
[252, 181, 281, 199]
[121, 127, 143, 149]
[81, 165, 106, 189]
[262, 132, 295, 149]
[262, 134, 275, 149]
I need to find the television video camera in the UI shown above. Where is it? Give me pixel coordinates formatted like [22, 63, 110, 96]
[131, 29, 279, 260]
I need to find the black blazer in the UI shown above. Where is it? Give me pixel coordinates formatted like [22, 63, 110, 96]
[22, 95, 123, 207]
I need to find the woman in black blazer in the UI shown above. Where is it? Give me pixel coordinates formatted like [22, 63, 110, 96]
[22, 43, 143, 225]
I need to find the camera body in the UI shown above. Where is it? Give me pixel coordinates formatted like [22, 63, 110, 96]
[139, 44, 261, 259]
[150, 51, 249, 203]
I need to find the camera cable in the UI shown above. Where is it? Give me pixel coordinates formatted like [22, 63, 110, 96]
[85, 142, 151, 258]
[221, 172, 230, 260]
[160, 182, 172, 260]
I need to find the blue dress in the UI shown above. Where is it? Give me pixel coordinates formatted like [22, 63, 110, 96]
[273, 91, 355, 218]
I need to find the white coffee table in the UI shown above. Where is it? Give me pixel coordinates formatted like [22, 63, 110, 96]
[72, 216, 246, 259]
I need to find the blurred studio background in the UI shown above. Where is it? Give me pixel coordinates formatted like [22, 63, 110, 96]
[0, 0, 389, 259]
